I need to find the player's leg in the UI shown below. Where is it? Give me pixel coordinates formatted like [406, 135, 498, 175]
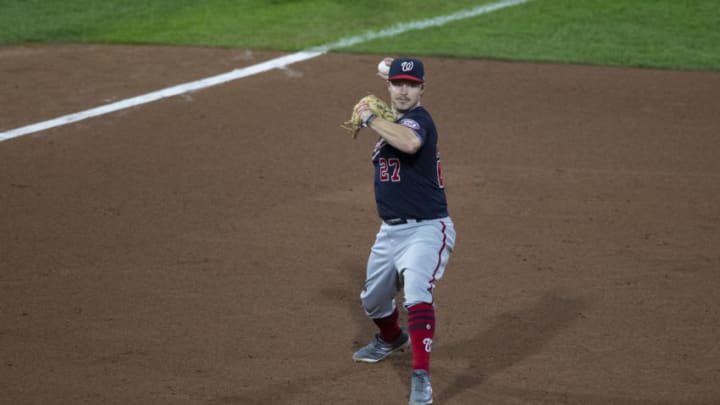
[354, 224, 408, 363]
[361, 225, 400, 321]
[396, 219, 455, 404]
[400, 219, 456, 309]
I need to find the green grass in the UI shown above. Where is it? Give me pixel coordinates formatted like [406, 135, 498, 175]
[1, 0, 719, 71]
[344, 0, 720, 71]
[0, 0, 494, 48]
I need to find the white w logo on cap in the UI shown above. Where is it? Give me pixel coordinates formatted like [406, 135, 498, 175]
[401, 61, 414, 72]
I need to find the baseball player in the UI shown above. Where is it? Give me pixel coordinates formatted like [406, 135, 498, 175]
[349, 57, 456, 405]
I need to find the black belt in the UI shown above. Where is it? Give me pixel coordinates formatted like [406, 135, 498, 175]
[384, 218, 424, 226]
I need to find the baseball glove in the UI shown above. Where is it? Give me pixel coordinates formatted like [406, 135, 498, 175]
[341, 94, 396, 139]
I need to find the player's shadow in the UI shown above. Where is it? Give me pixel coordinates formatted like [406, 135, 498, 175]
[391, 292, 587, 403]
[325, 261, 588, 402]
[331, 258, 588, 397]
[324, 276, 698, 405]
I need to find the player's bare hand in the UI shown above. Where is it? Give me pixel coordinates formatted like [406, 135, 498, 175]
[377, 57, 394, 80]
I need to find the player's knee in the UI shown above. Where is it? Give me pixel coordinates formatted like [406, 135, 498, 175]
[361, 296, 393, 318]
[362, 301, 383, 318]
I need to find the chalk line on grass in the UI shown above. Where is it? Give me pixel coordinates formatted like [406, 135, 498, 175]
[0, 0, 531, 142]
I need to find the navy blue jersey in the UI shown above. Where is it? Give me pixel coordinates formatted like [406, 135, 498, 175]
[372, 106, 448, 220]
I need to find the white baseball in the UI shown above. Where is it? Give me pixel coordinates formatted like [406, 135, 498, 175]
[377, 60, 390, 76]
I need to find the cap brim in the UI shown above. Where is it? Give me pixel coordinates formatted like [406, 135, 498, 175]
[388, 74, 424, 83]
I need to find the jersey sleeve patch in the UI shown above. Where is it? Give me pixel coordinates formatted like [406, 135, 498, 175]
[399, 118, 421, 130]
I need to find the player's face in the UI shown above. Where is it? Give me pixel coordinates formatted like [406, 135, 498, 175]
[388, 80, 424, 113]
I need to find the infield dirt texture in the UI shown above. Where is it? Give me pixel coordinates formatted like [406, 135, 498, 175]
[1, 45, 720, 404]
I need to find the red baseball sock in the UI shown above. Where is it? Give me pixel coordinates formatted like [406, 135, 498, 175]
[373, 308, 402, 343]
[408, 303, 435, 372]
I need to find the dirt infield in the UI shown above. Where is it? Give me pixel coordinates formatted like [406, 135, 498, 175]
[1, 45, 719, 404]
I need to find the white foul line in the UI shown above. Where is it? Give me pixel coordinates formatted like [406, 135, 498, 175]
[0, 51, 324, 142]
[0, 0, 531, 142]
